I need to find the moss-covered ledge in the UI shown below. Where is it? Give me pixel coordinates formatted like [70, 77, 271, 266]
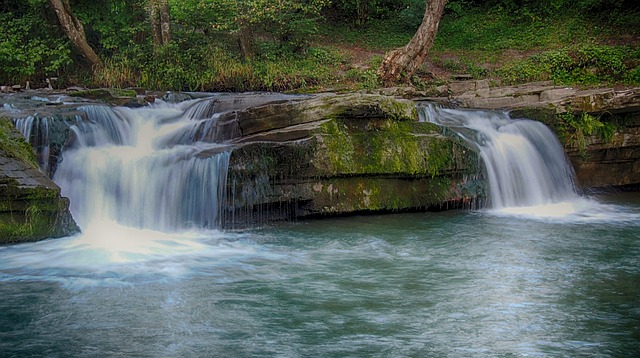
[221, 93, 485, 227]
[0, 118, 78, 244]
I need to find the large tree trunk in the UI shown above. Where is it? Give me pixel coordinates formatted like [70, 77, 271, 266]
[377, 0, 447, 85]
[49, 0, 102, 69]
[149, 0, 171, 48]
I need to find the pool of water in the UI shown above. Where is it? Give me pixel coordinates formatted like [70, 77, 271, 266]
[1, 192, 639, 357]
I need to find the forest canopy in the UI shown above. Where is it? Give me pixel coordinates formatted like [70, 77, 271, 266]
[1, 0, 638, 91]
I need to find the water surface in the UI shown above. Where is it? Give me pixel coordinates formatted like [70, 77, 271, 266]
[1, 193, 639, 357]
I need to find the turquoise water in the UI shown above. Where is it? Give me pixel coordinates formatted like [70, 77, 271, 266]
[1, 192, 639, 357]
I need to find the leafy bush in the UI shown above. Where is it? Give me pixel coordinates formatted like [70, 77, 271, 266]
[499, 45, 636, 85]
[74, 0, 149, 56]
[557, 112, 616, 156]
[0, 6, 72, 84]
[330, 0, 411, 27]
[170, 0, 329, 55]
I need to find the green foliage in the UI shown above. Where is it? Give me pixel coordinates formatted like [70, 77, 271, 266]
[169, 0, 329, 54]
[557, 112, 616, 156]
[0, 3, 72, 83]
[346, 68, 380, 90]
[93, 41, 341, 91]
[3, 0, 637, 91]
[434, 7, 577, 52]
[468, 0, 639, 22]
[317, 17, 413, 50]
[625, 66, 640, 84]
[329, 0, 411, 27]
[74, 0, 148, 56]
[499, 44, 637, 85]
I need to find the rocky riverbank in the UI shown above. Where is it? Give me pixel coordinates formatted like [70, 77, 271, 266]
[0, 118, 78, 244]
[0, 91, 484, 233]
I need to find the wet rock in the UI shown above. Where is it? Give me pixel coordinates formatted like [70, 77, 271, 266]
[435, 81, 640, 114]
[0, 118, 79, 244]
[68, 88, 137, 106]
[221, 93, 484, 227]
[161, 91, 193, 103]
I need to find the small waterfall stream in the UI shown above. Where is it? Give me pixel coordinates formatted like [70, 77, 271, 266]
[37, 100, 232, 232]
[420, 104, 579, 212]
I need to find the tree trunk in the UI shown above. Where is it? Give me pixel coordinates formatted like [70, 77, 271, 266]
[377, 0, 447, 85]
[159, 1, 171, 44]
[237, 22, 253, 60]
[149, 0, 171, 48]
[49, 0, 102, 69]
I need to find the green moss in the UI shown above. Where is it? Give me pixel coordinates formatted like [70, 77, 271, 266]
[307, 176, 457, 214]
[67, 88, 138, 106]
[0, 202, 55, 243]
[426, 138, 454, 178]
[0, 118, 37, 168]
[318, 120, 356, 174]
[379, 97, 416, 121]
[316, 117, 462, 178]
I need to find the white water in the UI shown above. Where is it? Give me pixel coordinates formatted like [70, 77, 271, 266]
[0, 99, 242, 286]
[418, 104, 630, 221]
[13, 115, 53, 173]
[53, 99, 231, 232]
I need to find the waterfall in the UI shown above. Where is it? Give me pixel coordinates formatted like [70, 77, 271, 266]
[13, 115, 52, 174]
[419, 104, 577, 209]
[53, 99, 231, 231]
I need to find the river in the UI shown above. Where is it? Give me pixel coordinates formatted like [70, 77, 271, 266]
[1, 192, 639, 357]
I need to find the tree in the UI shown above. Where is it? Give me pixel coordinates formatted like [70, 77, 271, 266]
[49, 0, 102, 69]
[168, 0, 328, 59]
[148, 0, 171, 48]
[377, 0, 447, 85]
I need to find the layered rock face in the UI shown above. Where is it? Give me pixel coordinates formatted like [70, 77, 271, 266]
[564, 113, 640, 189]
[0, 118, 78, 244]
[218, 94, 484, 227]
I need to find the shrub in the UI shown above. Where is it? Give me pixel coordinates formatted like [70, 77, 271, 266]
[499, 45, 633, 85]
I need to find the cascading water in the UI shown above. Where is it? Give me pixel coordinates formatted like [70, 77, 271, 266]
[52, 99, 231, 232]
[13, 115, 53, 174]
[419, 104, 579, 214]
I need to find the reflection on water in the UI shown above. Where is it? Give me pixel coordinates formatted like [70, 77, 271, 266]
[1, 193, 639, 357]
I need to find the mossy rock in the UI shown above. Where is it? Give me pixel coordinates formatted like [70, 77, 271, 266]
[68, 88, 138, 106]
[0, 118, 38, 167]
[0, 118, 79, 243]
[223, 93, 484, 227]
